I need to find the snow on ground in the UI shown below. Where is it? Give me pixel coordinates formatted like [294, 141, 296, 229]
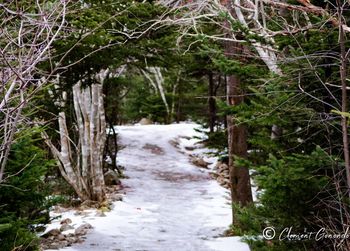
[45, 123, 250, 251]
[43, 208, 95, 236]
[205, 237, 250, 251]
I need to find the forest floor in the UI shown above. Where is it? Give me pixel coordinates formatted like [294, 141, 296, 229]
[44, 123, 250, 251]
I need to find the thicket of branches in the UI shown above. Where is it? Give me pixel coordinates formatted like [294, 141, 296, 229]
[1, 0, 350, 250]
[160, 0, 350, 250]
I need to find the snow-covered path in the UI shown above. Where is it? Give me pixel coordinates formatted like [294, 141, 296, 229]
[59, 123, 250, 251]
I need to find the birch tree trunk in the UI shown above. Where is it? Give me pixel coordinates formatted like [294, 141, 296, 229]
[142, 67, 171, 122]
[44, 80, 107, 203]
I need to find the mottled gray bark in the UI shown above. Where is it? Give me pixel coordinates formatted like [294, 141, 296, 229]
[44, 77, 107, 202]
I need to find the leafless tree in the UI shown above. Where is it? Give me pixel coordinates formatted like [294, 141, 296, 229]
[0, 0, 70, 183]
[42, 70, 109, 202]
[142, 67, 171, 122]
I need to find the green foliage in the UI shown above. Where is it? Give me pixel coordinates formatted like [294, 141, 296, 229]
[234, 147, 335, 250]
[33, 1, 350, 250]
[210, 5, 350, 250]
[231, 203, 265, 236]
[256, 147, 331, 224]
[0, 131, 54, 251]
[205, 130, 228, 152]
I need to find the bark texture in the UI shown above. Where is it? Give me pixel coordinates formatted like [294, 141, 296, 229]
[223, 1, 253, 222]
[44, 81, 107, 202]
[337, 1, 350, 196]
[208, 73, 217, 133]
[142, 67, 170, 122]
[226, 73, 252, 207]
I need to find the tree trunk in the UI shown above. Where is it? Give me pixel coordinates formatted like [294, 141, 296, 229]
[176, 81, 182, 123]
[89, 83, 106, 202]
[226, 72, 253, 207]
[208, 72, 217, 133]
[44, 81, 107, 203]
[104, 119, 122, 175]
[337, 0, 350, 196]
[143, 67, 171, 123]
[223, 1, 253, 224]
[171, 70, 181, 123]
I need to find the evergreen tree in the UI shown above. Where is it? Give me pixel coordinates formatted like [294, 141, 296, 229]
[0, 130, 54, 251]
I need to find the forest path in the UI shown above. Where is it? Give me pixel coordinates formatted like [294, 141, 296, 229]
[61, 123, 250, 251]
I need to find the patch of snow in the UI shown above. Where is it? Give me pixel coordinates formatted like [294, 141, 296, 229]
[42, 209, 95, 236]
[205, 237, 251, 251]
[44, 123, 250, 251]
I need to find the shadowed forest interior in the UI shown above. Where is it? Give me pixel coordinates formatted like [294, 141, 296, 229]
[1, 1, 350, 250]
